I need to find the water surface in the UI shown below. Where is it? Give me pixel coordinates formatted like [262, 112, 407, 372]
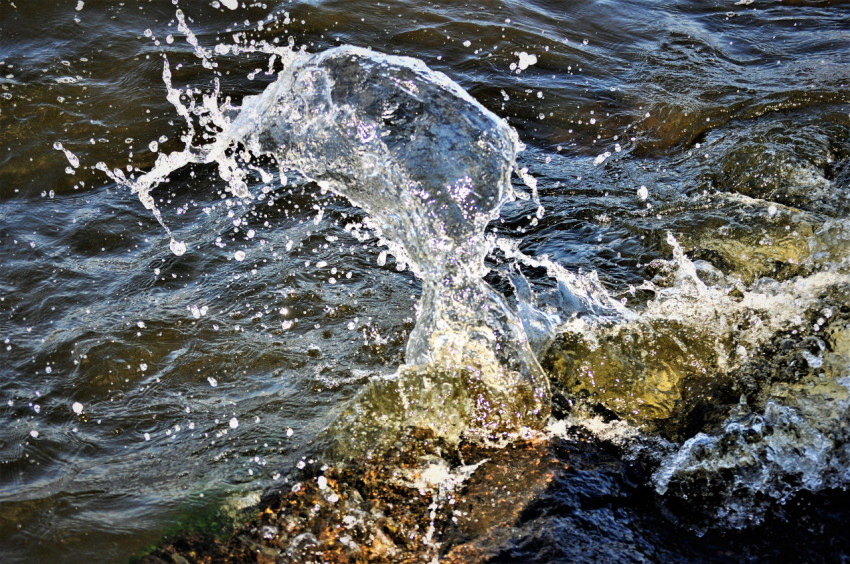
[1, 0, 849, 562]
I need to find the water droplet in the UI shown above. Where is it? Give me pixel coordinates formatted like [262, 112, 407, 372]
[169, 239, 186, 256]
[229, 417, 239, 429]
[72, 402, 84, 414]
[234, 250, 246, 261]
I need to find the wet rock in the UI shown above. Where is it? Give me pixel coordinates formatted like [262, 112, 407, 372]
[544, 272, 850, 446]
[544, 319, 737, 441]
[138, 434, 564, 563]
[652, 285, 850, 529]
[659, 194, 816, 285]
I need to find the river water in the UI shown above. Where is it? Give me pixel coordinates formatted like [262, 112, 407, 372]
[1, 0, 849, 562]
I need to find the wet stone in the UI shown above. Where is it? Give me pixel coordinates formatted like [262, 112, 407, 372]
[138, 434, 565, 563]
[652, 284, 850, 530]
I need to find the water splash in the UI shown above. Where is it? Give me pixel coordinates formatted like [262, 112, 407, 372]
[236, 46, 553, 443]
[107, 41, 551, 446]
[546, 229, 850, 528]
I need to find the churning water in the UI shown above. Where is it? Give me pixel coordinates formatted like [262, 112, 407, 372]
[1, 0, 849, 562]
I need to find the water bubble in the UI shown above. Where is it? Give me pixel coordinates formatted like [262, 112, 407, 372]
[233, 250, 246, 261]
[637, 185, 649, 201]
[462, 40, 472, 48]
[144, 432, 150, 441]
[207, 376, 218, 387]
[221, 0, 239, 9]
[72, 402, 84, 415]
[148, 141, 159, 153]
[29, 430, 39, 439]
[317, 475, 328, 489]
[229, 417, 239, 429]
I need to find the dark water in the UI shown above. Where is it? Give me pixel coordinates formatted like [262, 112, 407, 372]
[1, 0, 849, 562]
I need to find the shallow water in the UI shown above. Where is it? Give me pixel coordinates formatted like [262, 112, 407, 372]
[1, 0, 849, 562]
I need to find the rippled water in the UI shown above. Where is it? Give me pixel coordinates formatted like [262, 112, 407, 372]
[1, 0, 849, 562]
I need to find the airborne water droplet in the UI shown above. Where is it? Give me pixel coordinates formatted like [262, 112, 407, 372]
[169, 239, 186, 256]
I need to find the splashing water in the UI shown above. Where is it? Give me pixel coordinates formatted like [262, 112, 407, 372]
[96, 11, 850, 533]
[106, 42, 550, 446]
